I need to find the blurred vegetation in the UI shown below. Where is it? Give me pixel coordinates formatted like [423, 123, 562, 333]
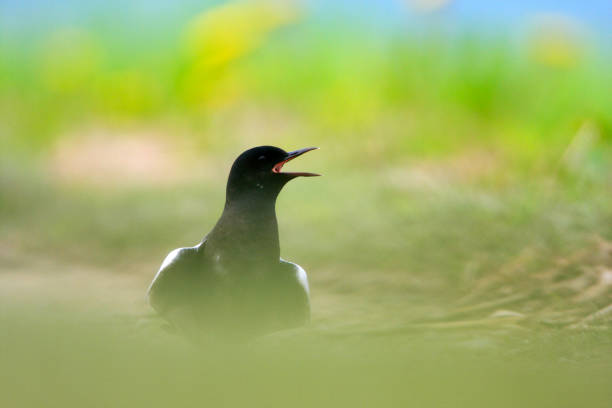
[2, 1, 611, 160]
[1, 1, 612, 407]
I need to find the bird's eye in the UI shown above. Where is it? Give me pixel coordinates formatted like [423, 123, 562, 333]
[258, 156, 266, 161]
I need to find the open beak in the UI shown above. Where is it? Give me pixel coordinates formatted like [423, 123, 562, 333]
[272, 147, 320, 177]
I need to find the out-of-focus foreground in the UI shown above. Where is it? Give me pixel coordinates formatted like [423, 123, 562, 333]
[1, 1, 611, 407]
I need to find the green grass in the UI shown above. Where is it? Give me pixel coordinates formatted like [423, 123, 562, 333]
[2, 142, 612, 408]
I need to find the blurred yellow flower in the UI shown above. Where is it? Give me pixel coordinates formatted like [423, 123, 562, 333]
[180, 0, 301, 105]
[528, 14, 584, 69]
[185, 0, 300, 68]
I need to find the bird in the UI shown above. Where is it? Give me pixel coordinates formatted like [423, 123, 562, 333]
[147, 146, 319, 341]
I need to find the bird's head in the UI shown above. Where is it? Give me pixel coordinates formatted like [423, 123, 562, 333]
[226, 146, 320, 202]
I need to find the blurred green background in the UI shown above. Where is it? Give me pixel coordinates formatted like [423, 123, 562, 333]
[1, 0, 611, 407]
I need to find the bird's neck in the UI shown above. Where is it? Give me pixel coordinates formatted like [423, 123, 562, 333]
[207, 196, 281, 266]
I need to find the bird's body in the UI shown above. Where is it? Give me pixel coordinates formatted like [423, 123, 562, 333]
[147, 146, 318, 340]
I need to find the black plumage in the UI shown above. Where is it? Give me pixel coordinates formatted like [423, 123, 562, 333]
[147, 146, 319, 340]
